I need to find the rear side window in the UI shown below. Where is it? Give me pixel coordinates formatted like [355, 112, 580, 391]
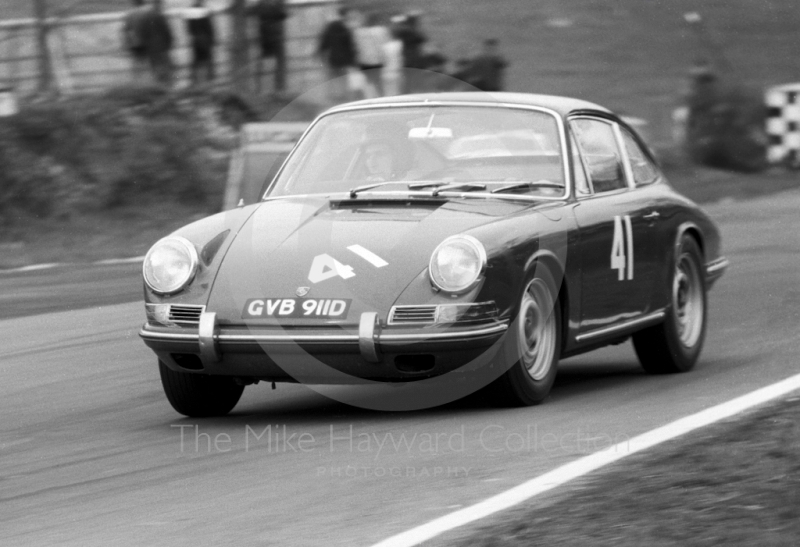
[621, 130, 660, 186]
[570, 118, 626, 193]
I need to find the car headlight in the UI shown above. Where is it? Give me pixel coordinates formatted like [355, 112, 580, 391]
[143, 236, 199, 295]
[429, 235, 487, 293]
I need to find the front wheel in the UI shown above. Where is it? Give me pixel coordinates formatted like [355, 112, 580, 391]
[486, 267, 561, 406]
[159, 361, 244, 417]
[633, 235, 707, 373]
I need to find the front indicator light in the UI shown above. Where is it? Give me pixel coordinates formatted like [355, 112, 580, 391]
[437, 302, 499, 324]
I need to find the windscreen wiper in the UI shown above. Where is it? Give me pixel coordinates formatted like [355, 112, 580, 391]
[348, 181, 405, 198]
[349, 181, 488, 198]
[490, 180, 565, 194]
[407, 181, 487, 196]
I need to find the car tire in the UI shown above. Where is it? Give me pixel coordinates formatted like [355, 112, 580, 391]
[159, 361, 244, 417]
[633, 235, 707, 374]
[486, 266, 561, 406]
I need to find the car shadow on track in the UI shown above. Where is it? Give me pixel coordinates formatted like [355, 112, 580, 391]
[173, 359, 662, 427]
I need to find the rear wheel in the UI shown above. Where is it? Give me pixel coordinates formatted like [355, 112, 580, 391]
[486, 267, 561, 406]
[633, 235, 707, 373]
[159, 361, 244, 417]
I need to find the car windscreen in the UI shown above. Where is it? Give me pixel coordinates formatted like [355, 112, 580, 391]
[265, 105, 565, 198]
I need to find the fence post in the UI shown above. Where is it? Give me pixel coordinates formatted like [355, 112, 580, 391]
[230, 0, 251, 94]
[33, 0, 55, 95]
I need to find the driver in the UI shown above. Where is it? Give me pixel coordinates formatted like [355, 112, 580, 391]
[360, 124, 414, 182]
[364, 141, 397, 181]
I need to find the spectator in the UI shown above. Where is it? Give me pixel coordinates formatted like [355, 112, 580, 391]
[317, 8, 357, 103]
[684, 58, 722, 163]
[382, 20, 404, 96]
[394, 10, 427, 93]
[185, 0, 216, 84]
[450, 57, 477, 89]
[469, 38, 509, 92]
[353, 12, 391, 97]
[248, 0, 289, 94]
[141, 0, 175, 86]
[122, 0, 149, 80]
[418, 41, 448, 91]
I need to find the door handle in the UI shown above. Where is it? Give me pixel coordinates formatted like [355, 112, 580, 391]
[643, 211, 660, 221]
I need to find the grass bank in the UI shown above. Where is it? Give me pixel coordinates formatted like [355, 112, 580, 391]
[444, 395, 800, 546]
[0, 86, 256, 268]
[0, 84, 797, 270]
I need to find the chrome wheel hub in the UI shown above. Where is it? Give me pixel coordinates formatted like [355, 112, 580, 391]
[517, 279, 556, 381]
[673, 253, 704, 347]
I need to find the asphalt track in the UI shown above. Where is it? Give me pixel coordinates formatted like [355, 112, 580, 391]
[1, 191, 799, 546]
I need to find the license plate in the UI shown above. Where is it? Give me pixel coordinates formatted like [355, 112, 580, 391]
[242, 298, 351, 319]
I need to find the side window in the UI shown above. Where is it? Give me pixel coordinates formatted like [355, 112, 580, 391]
[621, 130, 660, 186]
[570, 134, 591, 196]
[570, 119, 626, 193]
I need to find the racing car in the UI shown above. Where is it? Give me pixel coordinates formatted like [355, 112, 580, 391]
[139, 92, 728, 416]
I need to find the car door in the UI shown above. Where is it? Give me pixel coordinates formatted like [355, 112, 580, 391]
[616, 125, 671, 309]
[569, 116, 660, 335]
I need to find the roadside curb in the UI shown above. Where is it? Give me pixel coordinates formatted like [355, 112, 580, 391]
[0, 256, 145, 274]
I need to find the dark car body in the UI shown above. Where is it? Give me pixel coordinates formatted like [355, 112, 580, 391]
[140, 93, 727, 414]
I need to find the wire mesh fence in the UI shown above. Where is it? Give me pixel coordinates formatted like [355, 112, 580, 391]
[0, 1, 338, 97]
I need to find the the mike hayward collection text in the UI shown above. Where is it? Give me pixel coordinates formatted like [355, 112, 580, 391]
[172, 424, 630, 456]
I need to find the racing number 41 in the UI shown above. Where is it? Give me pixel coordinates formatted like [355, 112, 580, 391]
[611, 215, 634, 281]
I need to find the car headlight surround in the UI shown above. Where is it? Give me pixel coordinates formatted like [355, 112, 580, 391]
[428, 234, 487, 294]
[143, 236, 199, 295]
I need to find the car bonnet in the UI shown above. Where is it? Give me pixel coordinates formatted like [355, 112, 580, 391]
[205, 196, 535, 327]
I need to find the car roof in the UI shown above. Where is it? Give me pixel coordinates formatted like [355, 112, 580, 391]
[329, 92, 613, 117]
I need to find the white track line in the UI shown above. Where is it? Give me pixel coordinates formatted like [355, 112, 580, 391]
[3, 263, 63, 273]
[93, 256, 146, 266]
[371, 372, 800, 547]
[0, 256, 144, 274]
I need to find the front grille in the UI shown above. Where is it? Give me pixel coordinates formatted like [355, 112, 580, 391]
[389, 305, 437, 325]
[168, 305, 205, 325]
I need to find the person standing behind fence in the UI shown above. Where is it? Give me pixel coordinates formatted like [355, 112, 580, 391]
[418, 41, 448, 91]
[395, 11, 427, 93]
[140, 0, 175, 86]
[353, 12, 391, 98]
[185, 0, 216, 84]
[469, 38, 508, 92]
[248, 0, 288, 95]
[381, 18, 404, 97]
[317, 8, 356, 104]
[122, 0, 149, 80]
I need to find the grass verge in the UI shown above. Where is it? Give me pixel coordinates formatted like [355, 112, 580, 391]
[0, 149, 796, 270]
[443, 395, 800, 546]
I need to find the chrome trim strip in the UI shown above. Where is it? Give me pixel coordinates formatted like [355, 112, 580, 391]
[139, 329, 200, 342]
[575, 310, 666, 343]
[706, 257, 730, 274]
[381, 322, 508, 341]
[139, 322, 508, 345]
[358, 312, 381, 362]
[220, 333, 357, 343]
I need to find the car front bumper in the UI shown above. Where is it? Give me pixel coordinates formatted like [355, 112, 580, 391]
[139, 311, 509, 382]
[705, 256, 729, 287]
